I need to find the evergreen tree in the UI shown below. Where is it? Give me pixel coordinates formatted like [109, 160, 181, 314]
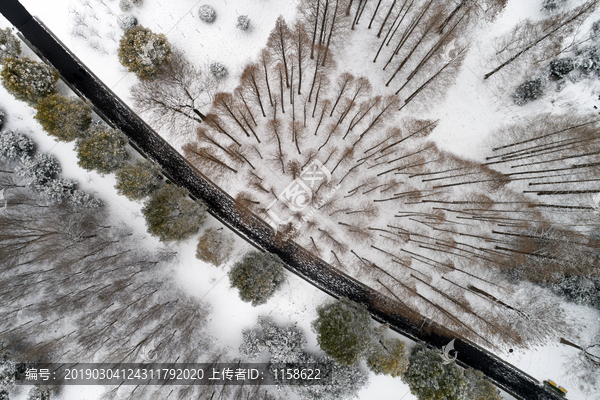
[464, 368, 502, 400]
[118, 25, 172, 81]
[312, 297, 374, 366]
[0, 109, 5, 130]
[142, 184, 206, 241]
[196, 226, 234, 266]
[367, 338, 409, 377]
[38, 177, 75, 204]
[0, 130, 35, 161]
[0, 28, 20, 61]
[513, 78, 544, 105]
[1, 57, 59, 105]
[240, 317, 306, 363]
[34, 94, 92, 142]
[75, 125, 130, 174]
[403, 344, 468, 400]
[16, 153, 61, 190]
[114, 159, 162, 200]
[26, 387, 50, 400]
[228, 251, 286, 306]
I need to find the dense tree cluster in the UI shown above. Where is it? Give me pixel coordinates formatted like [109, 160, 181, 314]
[240, 317, 369, 400]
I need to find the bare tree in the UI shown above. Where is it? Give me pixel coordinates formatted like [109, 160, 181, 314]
[131, 52, 217, 138]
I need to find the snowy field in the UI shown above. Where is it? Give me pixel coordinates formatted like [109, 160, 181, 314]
[1, 0, 600, 399]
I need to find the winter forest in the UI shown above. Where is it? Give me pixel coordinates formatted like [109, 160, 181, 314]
[1, 0, 600, 399]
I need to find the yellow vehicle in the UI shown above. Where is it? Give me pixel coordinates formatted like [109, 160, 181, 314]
[543, 380, 567, 397]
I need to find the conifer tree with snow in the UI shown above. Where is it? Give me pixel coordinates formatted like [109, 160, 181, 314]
[1, 57, 59, 105]
[464, 368, 502, 400]
[26, 387, 50, 400]
[0, 28, 20, 61]
[34, 94, 92, 142]
[0, 130, 35, 161]
[142, 184, 206, 241]
[312, 297, 374, 366]
[240, 317, 306, 363]
[513, 78, 544, 105]
[195, 226, 234, 266]
[403, 344, 468, 400]
[0, 109, 5, 130]
[367, 338, 409, 377]
[114, 159, 162, 201]
[228, 251, 285, 306]
[118, 25, 172, 81]
[75, 125, 130, 174]
[16, 153, 61, 190]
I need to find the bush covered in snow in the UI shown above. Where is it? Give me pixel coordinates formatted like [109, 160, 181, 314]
[0, 109, 5, 130]
[198, 5, 217, 23]
[119, 0, 133, 12]
[118, 13, 138, 30]
[142, 184, 206, 242]
[0, 56, 59, 105]
[0, 131, 34, 161]
[237, 15, 250, 31]
[0, 28, 21, 62]
[75, 125, 130, 174]
[513, 78, 544, 105]
[118, 25, 172, 81]
[114, 159, 162, 201]
[542, 0, 568, 13]
[228, 251, 285, 306]
[34, 94, 92, 142]
[196, 226, 234, 266]
[210, 62, 228, 79]
[549, 57, 575, 80]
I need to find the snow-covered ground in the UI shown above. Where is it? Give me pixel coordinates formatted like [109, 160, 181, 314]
[2, 0, 600, 399]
